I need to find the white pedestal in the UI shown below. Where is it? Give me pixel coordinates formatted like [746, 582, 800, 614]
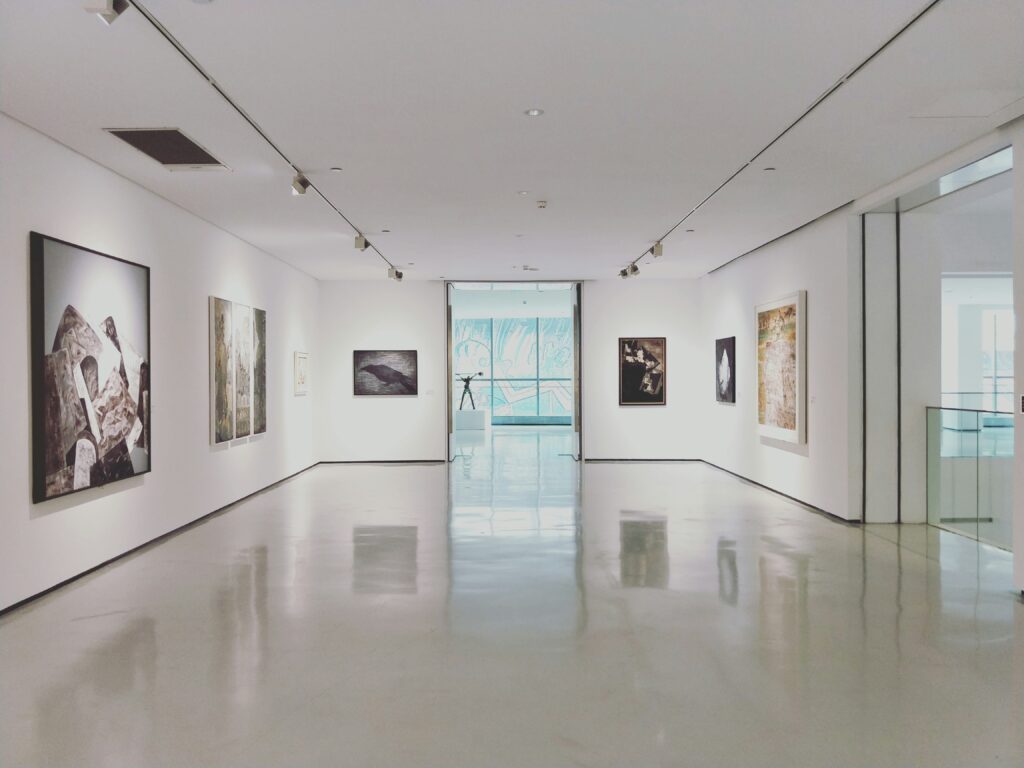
[455, 409, 487, 431]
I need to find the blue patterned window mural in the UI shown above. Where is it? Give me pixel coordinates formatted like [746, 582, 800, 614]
[453, 316, 574, 425]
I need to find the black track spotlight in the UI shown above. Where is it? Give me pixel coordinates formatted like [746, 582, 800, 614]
[85, 0, 128, 25]
[619, 268, 629, 279]
[628, 263, 640, 276]
[291, 174, 311, 196]
[387, 267, 404, 281]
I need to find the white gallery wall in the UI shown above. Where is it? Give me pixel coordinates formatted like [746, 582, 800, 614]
[696, 210, 864, 521]
[0, 115, 318, 611]
[316, 280, 447, 462]
[582, 279, 702, 460]
[582, 213, 863, 520]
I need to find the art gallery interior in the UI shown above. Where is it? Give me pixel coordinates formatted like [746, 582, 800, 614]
[1, 2, 1023, 766]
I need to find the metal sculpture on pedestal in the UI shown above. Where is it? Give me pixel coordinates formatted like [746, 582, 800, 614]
[456, 372, 483, 410]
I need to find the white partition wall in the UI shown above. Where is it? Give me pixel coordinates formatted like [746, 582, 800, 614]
[581, 279, 702, 461]
[696, 210, 863, 521]
[316, 280, 447, 462]
[862, 213, 900, 523]
[0, 115, 319, 611]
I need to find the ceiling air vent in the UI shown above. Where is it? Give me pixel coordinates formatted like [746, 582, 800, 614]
[105, 128, 227, 171]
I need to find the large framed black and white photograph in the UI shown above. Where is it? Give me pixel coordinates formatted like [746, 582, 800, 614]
[30, 232, 151, 502]
[716, 336, 736, 403]
[619, 337, 666, 406]
[353, 350, 418, 396]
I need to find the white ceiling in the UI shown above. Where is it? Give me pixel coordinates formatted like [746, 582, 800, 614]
[2, 1, 1023, 281]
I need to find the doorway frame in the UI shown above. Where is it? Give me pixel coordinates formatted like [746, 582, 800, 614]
[445, 280, 584, 462]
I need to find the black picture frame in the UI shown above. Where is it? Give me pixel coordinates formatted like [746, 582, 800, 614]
[716, 336, 736, 403]
[618, 337, 666, 406]
[30, 232, 152, 503]
[353, 350, 419, 396]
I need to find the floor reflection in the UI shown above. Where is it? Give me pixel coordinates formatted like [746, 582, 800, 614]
[448, 427, 585, 639]
[353, 526, 418, 595]
[620, 516, 669, 589]
[717, 538, 739, 606]
[33, 616, 157, 766]
[1, 427, 1021, 767]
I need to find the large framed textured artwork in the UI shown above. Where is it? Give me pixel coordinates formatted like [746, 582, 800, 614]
[353, 350, 418, 396]
[715, 336, 736, 404]
[210, 296, 267, 443]
[30, 232, 151, 502]
[756, 291, 806, 444]
[619, 337, 666, 406]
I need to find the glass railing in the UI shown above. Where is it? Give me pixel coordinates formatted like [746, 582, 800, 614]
[926, 406, 1014, 550]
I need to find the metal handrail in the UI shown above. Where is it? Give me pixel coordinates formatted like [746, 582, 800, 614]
[926, 405, 1014, 416]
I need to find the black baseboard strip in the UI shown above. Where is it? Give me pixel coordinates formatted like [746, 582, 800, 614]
[0, 462, 319, 618]
[585, 457, 859, 527]
[584, 458, 702, 463]
[319, 460, 447, 465]
[699, 460, 860, 527]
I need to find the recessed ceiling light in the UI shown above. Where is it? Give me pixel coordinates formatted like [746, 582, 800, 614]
[517, 190, 530, 196]
[524, 108, 544, 117]
[514, 234, 524, 238]
[381, 228, 391, 233]
[330, 166, 343, 173]
[763, 167, 776, 171]
[685, 229, 695, 233]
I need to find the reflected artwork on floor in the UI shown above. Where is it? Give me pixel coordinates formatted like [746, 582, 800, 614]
[756, 290, 806, 443]
[294, 351, 309, 396]
[30, 232, 151, 502]
[619, 337, 666, 406]
[354, 350, 418, 396]
[620, 517, 668, 589]
[716, 336, 736, 403]
[210, 296, 267, 443]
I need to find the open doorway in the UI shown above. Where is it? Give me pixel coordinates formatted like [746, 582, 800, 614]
[445, 282, 582, 461]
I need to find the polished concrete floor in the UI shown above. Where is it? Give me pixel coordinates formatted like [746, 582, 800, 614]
[2, 427, 1022, 767]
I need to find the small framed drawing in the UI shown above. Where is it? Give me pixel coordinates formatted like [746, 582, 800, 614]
[294, 351, 310, 396]
[755, 290, 806, 444]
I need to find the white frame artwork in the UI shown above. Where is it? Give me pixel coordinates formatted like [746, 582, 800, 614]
[294, 351, 310, 396]
[755, 290, 806, 444]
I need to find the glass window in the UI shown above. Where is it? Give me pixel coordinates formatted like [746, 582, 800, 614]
[493, 319, 537, 380]
[539, 317, 573, 379]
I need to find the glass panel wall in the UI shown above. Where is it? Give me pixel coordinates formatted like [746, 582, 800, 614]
[902, 149, 1014, 549]
[452, 316, 574, 425]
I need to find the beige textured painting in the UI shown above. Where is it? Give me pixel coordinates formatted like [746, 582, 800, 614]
[757, 303, 798, 430]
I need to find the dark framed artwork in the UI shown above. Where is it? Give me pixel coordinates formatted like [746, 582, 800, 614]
[30, 232, 151, 502]
[716, 336, 736, 403]
[354, 350, 418, 396]
[618, 337, 666, 406]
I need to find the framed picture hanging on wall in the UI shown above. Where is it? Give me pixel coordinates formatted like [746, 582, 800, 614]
[619, 337, 666, 406]
[294, 351, 310, 396]
[755, 291, 806, 444]
[715, 336, 736, 403]
[30, 232, 151, 502]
